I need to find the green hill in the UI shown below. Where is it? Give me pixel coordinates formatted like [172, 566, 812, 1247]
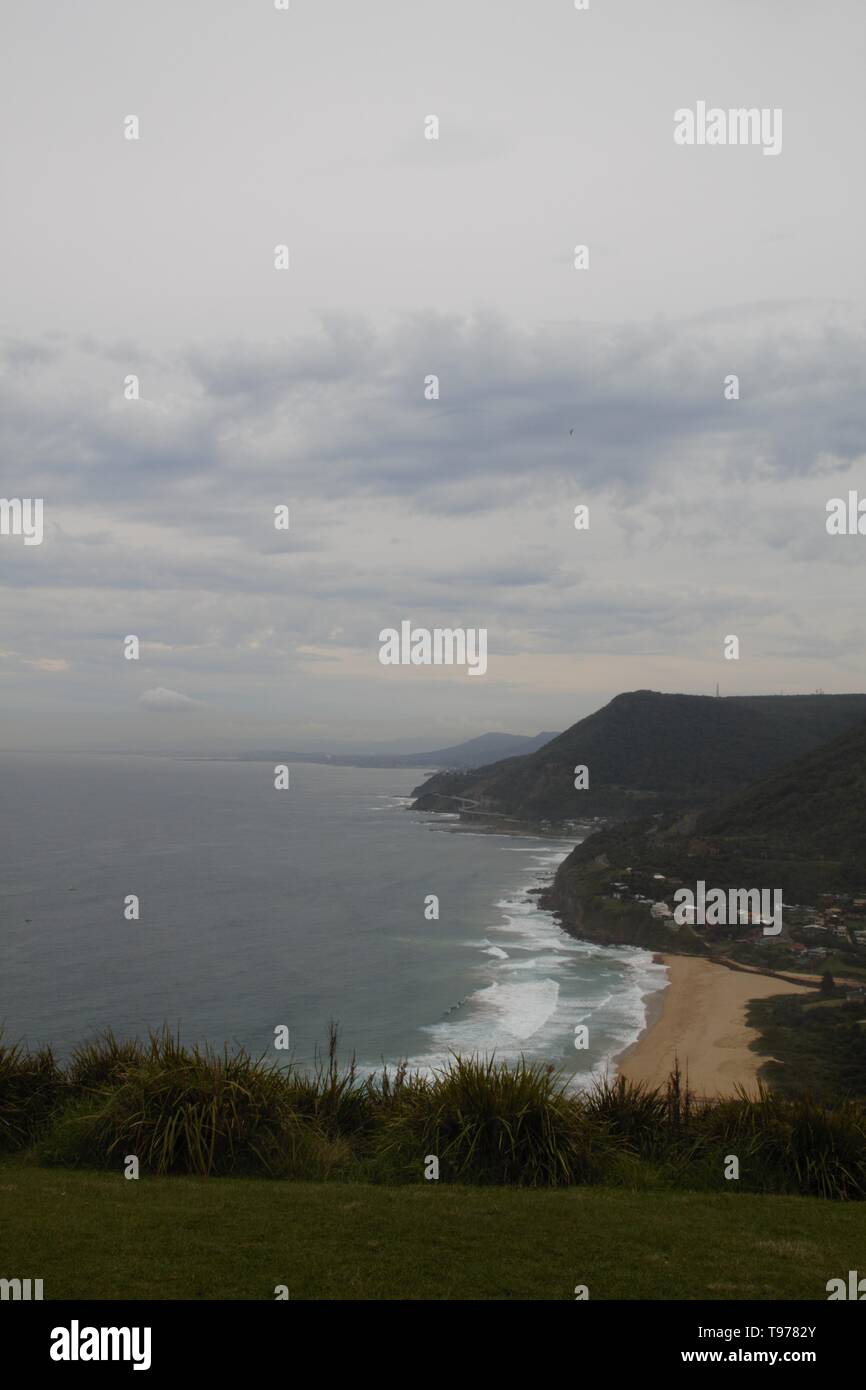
[699, 717, 866, 864]
[412, 690, 866, 826]
[548, 716, 866, 914]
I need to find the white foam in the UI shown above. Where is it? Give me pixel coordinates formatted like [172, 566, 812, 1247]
[500, 954, 568, 972]
[469, 978, 560, 1040]
[413, 978, 561, 1064]
[406, 827, 667, 1083]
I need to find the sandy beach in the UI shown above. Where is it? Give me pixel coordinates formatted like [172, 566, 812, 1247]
[617, 955, 812, 1097]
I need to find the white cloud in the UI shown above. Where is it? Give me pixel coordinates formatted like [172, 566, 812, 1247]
[138, 687, 202, 712]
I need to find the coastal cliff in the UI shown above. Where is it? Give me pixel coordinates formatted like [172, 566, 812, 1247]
[540, 854, 704, 956]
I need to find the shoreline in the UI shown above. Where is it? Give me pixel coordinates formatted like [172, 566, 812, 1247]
[615, 953, 812, 1097]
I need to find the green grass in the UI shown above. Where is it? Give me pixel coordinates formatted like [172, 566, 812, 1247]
[1, 1160, 864, 1300]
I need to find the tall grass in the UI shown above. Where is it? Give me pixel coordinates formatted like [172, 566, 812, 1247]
[584, 1075, 668, 1154]
[374, 1056, 610, 1186]
[692, 1083, 866, 1201]
[0, 1038, 63, 1150]
[2, 1028, 864, 1197]
[281, 1023, 378, 1138]
[67, 1030, 149, 1092]
[46, 1040, 309, 1177]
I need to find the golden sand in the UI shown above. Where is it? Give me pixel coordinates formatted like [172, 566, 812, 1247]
[616, 954, 811, 1098]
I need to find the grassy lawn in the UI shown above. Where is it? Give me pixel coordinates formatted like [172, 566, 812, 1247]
[2, 1162, 864, 1300]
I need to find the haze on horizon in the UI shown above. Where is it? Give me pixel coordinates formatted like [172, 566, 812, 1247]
[1, 0, 865, 755]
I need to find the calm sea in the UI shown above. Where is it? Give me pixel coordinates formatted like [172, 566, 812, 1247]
[0, 753, 665, 1083]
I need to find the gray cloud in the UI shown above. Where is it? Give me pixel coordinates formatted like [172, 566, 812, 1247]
[1, 0, 864, 750]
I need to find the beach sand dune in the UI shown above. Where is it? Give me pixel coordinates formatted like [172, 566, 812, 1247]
[617, 955, 811, 1098]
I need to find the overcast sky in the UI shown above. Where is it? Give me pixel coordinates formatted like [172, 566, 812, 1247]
[1, 0, 864, 752]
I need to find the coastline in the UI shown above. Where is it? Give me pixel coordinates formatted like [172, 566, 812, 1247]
[615, 953, 812, 1097]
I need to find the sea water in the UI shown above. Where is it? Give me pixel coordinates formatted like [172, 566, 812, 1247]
[0, 754, 666, 1084]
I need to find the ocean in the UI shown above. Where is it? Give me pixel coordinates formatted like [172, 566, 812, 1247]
[0, 753, 666, 1084]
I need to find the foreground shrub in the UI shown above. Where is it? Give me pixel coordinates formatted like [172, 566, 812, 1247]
[67, 1031, 149, 1093]
[692, 1085, 866, 1200]
[0, 1039, 64, 1151]
[11, 1027, 866, 1199]
[43, 1045, 308, 1177]
[375, 1056, 608, 1186]
[280, 1024, 378, 1140]
[582, 1075, 668, 1155]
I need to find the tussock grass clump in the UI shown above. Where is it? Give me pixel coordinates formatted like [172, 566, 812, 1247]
[48, 1044, 309, 1178]
[376, 1056, 607, 1186]
[0, 1038, 63, 1151]
[691, 1084, 866, 1201]
[583, 1075, 668, 1154]
[780, 1096, 866, 1200]
[67, 1030, 149, 1093]
[281, 1023, 378, 1140]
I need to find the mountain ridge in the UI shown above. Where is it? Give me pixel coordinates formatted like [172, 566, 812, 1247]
[238, 729, 559, 771]
[412, 690, 866, 825]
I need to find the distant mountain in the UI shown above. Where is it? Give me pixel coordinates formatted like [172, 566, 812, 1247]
[239, 730, 558, 770]
[549, 715, 866, 907]
[402, 731, 559, 768]
[412, 690, 866, 825]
